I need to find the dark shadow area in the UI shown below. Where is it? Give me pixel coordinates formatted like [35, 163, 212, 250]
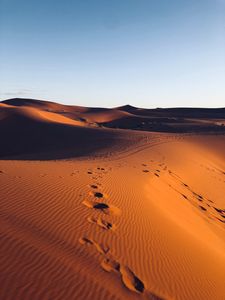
[0, 118, 119, 160]
[101, 115, 225, 133]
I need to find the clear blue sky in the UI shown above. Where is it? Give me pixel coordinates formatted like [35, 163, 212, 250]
[0, 0, 225, 107]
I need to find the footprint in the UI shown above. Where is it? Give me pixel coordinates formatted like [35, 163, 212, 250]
[88, 216, 116, 231]
[79, 237, 109, 255]
[82, 199, 121, 216]
[142, 170, 149, 173]
[101, 257, 120, 273]
[120, 265, 145, 293]
[101, 258, 145, 294]
[154, 173, 159, 177]
[89, 184, 98, 189]
[94, 192, 104, 198]
[89, 191, 107, 198]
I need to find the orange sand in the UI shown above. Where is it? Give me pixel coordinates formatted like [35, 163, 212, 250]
[0, 99, 225, 300]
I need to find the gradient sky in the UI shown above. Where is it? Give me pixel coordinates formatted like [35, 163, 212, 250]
[0, 0, 225, 108]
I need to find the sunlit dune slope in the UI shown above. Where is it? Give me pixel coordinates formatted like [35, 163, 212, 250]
[0, 98, 225, 300]
[2, 98, 89, 113]
[0, 133, 224, 300]
[2, 98, 225, 133]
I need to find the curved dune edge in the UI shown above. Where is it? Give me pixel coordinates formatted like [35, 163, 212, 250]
[1, 98, 225, 160]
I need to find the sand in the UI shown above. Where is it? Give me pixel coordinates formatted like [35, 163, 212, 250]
[0, 98, 225, 300]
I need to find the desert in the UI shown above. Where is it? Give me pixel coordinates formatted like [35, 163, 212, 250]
[0, 98, 225, 299]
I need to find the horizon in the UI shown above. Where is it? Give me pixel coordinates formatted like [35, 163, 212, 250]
[1, 0, 225, 108]
[1, 97, 225, 109]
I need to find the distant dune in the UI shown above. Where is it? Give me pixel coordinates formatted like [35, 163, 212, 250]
[0, 98, 224, 159]
[0, 98, 225, 300]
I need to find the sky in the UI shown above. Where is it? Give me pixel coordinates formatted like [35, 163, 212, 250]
[0, 0, 225, 108]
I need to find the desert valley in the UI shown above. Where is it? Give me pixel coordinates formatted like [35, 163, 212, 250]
[0, 98, 225, 300]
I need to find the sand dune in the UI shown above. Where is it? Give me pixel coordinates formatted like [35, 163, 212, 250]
[0, 98, 225, 299]
[0, 101, 130, 159]
[2, 98, 225, 135]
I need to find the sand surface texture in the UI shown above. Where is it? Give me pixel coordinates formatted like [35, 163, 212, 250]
[0, 99, 225, 300]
